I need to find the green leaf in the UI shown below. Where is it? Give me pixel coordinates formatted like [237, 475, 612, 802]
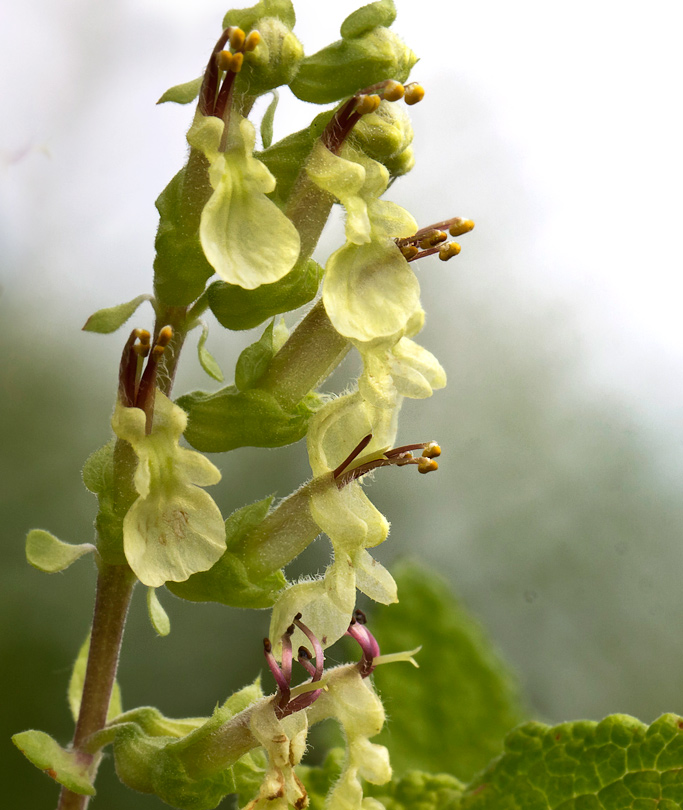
[235, 321, 276, 391]
[25, 529, 95, 573]
[176, 386, 320, 453]
[82, 294, 153, 334]
[167, 496, 287, 608]
[459, 713, 683, 809]
[197, 323, 224, 382]
[68, 635, 123, 724]
[12, 730, 96, 795]
[147, 588, 171, 636]
[370, 563, 525, 781]
[207, 258, 323, 331]
[340, 0, 396, 39]
[157, 76, 202, 105]
[260, 91, 279, 149]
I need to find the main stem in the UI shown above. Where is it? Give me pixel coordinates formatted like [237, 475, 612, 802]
[56, 564, 136, 810]
[57, 306, 185, 810]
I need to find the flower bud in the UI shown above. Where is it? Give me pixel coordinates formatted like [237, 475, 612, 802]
[349, 99, 414, 164]
[290, 28, 418, 105]
[234, 17, 304, 97]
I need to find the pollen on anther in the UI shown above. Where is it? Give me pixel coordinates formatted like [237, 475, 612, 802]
[422, 442, 441, 459]
[355, 94, 381, 115]
[231, 52, 244, 73]
[216, 50, 234, 72]
[449, 218, 475, 237]
[439, 242, 461, 261]
[400, 244, 420, 260]
[157, 326, 174, 347]
[404, 83, 425, 105]
[417, 458, 439, 474]
[419, 230, 447, 249]
[229, 27, 246, 51]
[244, 31, 261, 51]
[383, 80, 405, 102]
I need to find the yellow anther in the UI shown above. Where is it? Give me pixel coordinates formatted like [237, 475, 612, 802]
[383, 80, 405, 102]
[419, 230, 447, 249]
[231, 51, 244, 73]
[216, 50, 234, 72]
[396, 452, 415, 466]
[417, 458, 439, 474]
[422, 442, 441, 459]
[229, 27, 246, 51]
[133, 328, 151, 344]
[400, 244, 420, 260]
[355, 94, 381, 115]
[133, 342, 150, 357]
[404, 83, 425, 105]
[449, 218, 475, 237]
[244, 30, 261, 51]
[156, 325, 174, 347]
[438, 242, 461, 261]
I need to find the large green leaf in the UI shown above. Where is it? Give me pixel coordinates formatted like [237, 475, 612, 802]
[370, 563, 525, 781]
[458, 713, 683, 809]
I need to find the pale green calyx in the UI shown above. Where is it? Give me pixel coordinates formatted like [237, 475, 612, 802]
[111, 390, 225, 587]
[187, 112, 300, 290]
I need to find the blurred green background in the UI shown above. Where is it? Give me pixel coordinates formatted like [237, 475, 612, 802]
[3, 0, 683, 807]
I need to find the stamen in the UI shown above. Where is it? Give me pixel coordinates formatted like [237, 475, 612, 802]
[231, 52, 244, 73]
[335, 440, 442, 488]
[354, 94, 381, 115]
[346, 613, 381, 678]
[438, 242, 461, 261]
[332, 433, 373, 479]
[297, 646, 316, 678]
[418, 230, 448, 250]
[321, 79, 411, 154]
[198, 28, 233, 117]
[244, 31, 261, 51]
[118, 328, 151, 408]
[263, 637, 291, 703]
[404, 83, 425, 105]
[399, 244, 420, 260]
[135, 326, 174, 433]
[216, 50, 234, 72]
[293, 614, 324, 681]
[281, 624, 295, 697]
[228, 27, 246, 51]
[448, 218, 475, 237]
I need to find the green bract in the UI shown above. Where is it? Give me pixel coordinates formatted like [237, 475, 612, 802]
[187, 113, 300, 290]
[111, 391, 225, 587]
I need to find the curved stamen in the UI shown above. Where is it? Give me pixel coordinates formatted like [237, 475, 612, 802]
[293, 613, 324, 681]
[263, 637, 291, 708]
[297, 646, 316, 678]
[346, 612, 381, 678]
